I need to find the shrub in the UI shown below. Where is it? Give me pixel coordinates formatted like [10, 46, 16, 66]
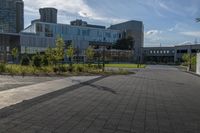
[0, 63, 6, 73]
[21, 56, 30, 66]
[67, 65, 74, 72]
[32, 54, 42, 67]
[58, 65, 67, 72]
[42, 55, 49, 66]
[53, 66, 59, 73]
[75, 65, 84, 72]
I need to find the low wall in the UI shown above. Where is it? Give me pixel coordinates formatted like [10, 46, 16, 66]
[196, 53, 200, 75]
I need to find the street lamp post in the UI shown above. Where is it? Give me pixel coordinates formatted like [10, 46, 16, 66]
[102, 46, 105, 72]
[189, 45, 192, 71]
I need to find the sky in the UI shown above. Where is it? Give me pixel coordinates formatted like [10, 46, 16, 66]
[23, 0, 200, 47]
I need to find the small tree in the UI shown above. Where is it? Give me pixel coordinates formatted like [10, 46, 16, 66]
[11, 47, 18, 63]
[55, 36, 65, 64]
[21, 55, 30, 66]
[182, 53, 197, 71]
[66, 45, 74, 71]
[32, 52, 42, 67]
[85, 46, 94, 66]
[45, 47, 55, 65]
[182, 53, 190, 66]
[42, 54, 49, 66]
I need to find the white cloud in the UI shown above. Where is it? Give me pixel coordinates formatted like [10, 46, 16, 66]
[145, 30, 163, 42]
[176, 41, 193, 46]
[23, 0, 126, 26]
[146, 30, 162, 36]
[180, 31, 200, 37]
[158, 1, 184, 16]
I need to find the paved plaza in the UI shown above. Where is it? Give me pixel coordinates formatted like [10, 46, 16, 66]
[0, 65, 200, 133]
[0, 75, 61, 92]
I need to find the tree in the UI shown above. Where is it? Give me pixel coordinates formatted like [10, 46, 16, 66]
[11, 47, 18, 63]
[85, 46, 94, 66]
[32, 52, 42, 67]
[55, 36, 65, 63]
[182, 53, 196, 68]
[45, 47, 55, 65]
[21, 55, 30, 66]
[66, 45, 74, 62]
[182, 53, 190, 66]
[113, 36, 134, 50]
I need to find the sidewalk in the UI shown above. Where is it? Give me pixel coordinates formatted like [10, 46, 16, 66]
[0, 76, 99, 109]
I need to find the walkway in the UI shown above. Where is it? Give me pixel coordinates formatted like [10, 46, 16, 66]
[0, 65, 200, 133]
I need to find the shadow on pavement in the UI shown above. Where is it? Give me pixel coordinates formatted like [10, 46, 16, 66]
[0, 76, 108, 119]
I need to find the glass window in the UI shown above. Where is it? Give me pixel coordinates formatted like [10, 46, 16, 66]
[36, 23, 43, 32]
[45, 24, 53, 37]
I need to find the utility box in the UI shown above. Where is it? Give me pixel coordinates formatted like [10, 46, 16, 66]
[196, 53, 200, 75]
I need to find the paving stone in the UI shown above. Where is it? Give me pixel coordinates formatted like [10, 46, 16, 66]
[0, 65, 200, 133]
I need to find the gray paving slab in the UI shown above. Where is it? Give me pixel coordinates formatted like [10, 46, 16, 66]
[0, 65, 200, 133]
[0, 76, 100, 109]
[0, 75, 61, 91]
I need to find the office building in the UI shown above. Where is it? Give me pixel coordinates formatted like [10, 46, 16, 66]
[21, 21, 121, 56]
[70, 19, 106, 29]
[0, 0, 24, 33]
[39, 8, 57, 23]
[109, 20, 144, 62]
[143, 44, 200, 64]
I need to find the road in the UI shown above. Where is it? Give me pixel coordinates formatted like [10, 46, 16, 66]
[0, 65, 200, 133]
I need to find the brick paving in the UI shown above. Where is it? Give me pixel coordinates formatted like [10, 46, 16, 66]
[0, 65, 200, 133]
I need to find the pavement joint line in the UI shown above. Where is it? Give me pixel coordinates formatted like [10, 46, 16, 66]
[0, 76, 107, 119]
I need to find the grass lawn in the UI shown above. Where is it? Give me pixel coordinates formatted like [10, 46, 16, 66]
[105, 64, 146, 68]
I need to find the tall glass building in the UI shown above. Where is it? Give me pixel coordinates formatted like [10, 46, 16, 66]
[0, 0, 24, 33]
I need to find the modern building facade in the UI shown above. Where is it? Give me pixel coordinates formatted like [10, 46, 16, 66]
[70, 19, 106, 29]
[21, 21, 121, 57]
[0, 33, 20, 62]
[0, 0, 24, 33]
[143, 47, 175, 64]
[109, 20, 144, 62]
[39, 8, 57, 23]
[143, 44, 200, 64]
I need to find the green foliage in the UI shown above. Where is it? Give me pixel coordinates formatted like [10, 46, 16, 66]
[42, 55, 49, 66]
[182, 53, 196, 66]
[113, 36, 134, 50]
[66, 45, 75, 70]
[32, 53, 42, 67]
[0, 63, 6, 73]
[55, 37, 65, 62]
[85, 46, 94, 63]
[66, 45, 74, 59]
[21, 55, 30, 66]
[74, 64, 84, 72]
[11, 47, 19, 62]
[45, 47, 55, 65]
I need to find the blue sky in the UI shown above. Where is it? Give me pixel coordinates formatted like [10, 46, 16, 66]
[23, 0, 200, 47]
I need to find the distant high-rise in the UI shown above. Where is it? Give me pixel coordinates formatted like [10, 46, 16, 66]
[0, 0, 24, 33]
[39, 8, 57, 23]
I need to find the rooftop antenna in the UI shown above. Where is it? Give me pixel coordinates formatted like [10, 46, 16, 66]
[160, 43, 162, 47]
